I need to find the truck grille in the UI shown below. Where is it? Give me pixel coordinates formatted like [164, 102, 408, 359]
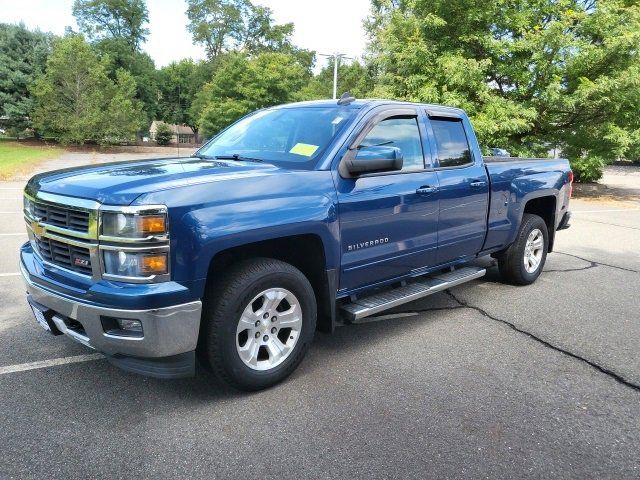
[33, 202, 90, 233]
[34, 236, 93, 275]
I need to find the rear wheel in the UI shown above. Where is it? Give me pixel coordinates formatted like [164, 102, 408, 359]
[497, 213, 549, 285]
[200, 258, 316, 391]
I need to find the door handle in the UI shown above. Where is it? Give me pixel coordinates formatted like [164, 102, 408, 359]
[416, 186, 438, 195]
[469, 180, 487, 188]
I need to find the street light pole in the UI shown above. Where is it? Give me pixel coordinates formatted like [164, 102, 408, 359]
[319, 52, 351, 100]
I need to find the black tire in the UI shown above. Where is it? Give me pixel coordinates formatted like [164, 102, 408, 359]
[199, 258, 316, 391]
[497, 213, 549, 285]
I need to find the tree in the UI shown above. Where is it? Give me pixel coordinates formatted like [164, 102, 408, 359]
[94, 37, 158, 124]
[154, 123, 173, 145]
[301, 59, 374, 100]
[366, 0, 640, 176]
[185, 0, 296, 60]
[73, 0, 156, 124]
[72, 0, 149, 50]
[32, 35, 143, 145]
[157, 59, 214, 142]
[192, 52, 309, 137]
[0, 24, 54, 137]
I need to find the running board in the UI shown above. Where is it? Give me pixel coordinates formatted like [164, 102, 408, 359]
[340, 266, 486, 322]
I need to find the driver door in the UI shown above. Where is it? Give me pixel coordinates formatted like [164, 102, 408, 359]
[334, 107, 440, 293]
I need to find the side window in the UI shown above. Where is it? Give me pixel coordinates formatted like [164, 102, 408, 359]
[430, 119, 473, 168]
[359, 116, 425, 171]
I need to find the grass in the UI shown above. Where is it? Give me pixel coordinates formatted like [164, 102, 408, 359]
[0, 140, 62, 180]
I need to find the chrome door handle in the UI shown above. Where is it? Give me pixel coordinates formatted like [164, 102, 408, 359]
[470, 180, 487, 188]
[416, 186, 437, 195]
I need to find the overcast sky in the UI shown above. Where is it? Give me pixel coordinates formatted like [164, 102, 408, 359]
[0, 0, 371, 69]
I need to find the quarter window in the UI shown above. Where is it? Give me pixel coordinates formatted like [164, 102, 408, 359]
[431, 119, 473, 168]
[359, 116, 425, 171]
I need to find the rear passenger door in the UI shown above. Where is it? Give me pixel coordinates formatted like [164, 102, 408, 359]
[425, 111, 489, 264]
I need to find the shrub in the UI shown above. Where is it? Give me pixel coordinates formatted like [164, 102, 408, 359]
[154, 123, 173, 145]
[570, 156, 604, 183]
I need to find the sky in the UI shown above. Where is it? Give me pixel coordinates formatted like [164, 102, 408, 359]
[0, 0, 371, 70]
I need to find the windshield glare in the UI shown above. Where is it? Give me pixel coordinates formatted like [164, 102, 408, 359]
[198, 106, 358, 169]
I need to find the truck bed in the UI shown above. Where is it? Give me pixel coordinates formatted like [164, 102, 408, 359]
[482, 156, 571, 252]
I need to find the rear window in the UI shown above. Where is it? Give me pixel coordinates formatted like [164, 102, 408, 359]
[431, 119, 473, 168]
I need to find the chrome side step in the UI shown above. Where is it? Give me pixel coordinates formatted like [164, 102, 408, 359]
[340, 266, 486, 322]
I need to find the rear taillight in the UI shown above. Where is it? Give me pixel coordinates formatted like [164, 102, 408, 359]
[568, 171, 574, 198]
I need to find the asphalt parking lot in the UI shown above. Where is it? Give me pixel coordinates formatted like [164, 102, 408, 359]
[0, 157, 639, 479]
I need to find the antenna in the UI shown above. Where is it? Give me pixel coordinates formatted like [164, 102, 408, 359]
[337, 92, 356, 105]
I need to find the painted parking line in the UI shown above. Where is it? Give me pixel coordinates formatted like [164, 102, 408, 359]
[0, 212, 21, 214]
[572, 208, 640, 213]
[0, 272, 21, 277]
[0, 353, 104, 375]
[0, 233, 27, 236]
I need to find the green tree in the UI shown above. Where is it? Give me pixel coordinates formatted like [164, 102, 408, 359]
[32, 35, 143, 145]
[0, 24, 54, 137]
[192, 52, 309, 137]
[154, 122, 173, 145]
[73, 1, 156, 124]
[72, 0, 149, 49]
[301, 59, 374, 100]
[366, 0, 640, 176]
[94, 37, 158, 124]
[157, 59, 214, 142]
[185, 0, 296, 59]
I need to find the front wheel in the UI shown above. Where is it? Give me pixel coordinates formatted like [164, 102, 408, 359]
[200, 258, 317, 391]
[497, 213, 549, 285]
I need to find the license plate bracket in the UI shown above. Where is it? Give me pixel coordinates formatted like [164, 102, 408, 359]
[27, 297, 59, 334]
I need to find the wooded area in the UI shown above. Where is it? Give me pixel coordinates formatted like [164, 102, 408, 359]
[1, 0, 639, 181]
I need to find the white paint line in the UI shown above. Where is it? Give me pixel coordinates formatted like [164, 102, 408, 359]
[0, 197, 23, 200]
[0, 353, 104, 375]
[0, 187, 23, 190]
[0, 212, 21, 214]
[0, 272, 21, 277]
[573, 208, 640, 214]
[0, 232, 26, 236]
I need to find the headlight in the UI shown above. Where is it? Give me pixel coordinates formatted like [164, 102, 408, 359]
[101, 210, 167, 239]
[103, 250, 168, 277]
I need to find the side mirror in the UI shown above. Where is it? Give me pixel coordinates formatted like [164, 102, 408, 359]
[344, 146, 404, 175]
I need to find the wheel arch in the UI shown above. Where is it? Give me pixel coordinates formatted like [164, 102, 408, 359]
[204, 234, 337, 333]
[522, 194, 557, 251]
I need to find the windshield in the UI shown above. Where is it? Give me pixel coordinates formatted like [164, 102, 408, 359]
[196, 106, 358, 169]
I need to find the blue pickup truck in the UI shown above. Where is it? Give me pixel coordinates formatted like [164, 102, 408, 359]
[21, 97, 572, 390]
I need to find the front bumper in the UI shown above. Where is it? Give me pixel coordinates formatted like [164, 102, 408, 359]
[21, 257, 202, 378]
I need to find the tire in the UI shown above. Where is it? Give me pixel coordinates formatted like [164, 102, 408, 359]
[497, 213, 549, 285]
[199, 258, 317, 391]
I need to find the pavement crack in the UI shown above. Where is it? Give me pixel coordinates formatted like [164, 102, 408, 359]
[555, 251, 639, 274]
[445, 290, 640, 393]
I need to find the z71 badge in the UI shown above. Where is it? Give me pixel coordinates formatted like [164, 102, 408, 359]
[347, 237, 389, 251]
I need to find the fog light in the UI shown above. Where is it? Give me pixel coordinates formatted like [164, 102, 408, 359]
[101, 316, 144, 337]
[117, 318, 143, 333]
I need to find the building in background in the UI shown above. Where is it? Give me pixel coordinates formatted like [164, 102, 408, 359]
[148, 121, 196, 144]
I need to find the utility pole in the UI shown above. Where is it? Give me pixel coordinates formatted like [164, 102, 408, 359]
[319, 52, 352, 99]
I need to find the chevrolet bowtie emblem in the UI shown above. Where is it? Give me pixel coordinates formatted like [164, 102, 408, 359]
[31, 220, 46, 237]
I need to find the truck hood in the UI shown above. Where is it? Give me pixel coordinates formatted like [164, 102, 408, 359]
[27, 157, 279, 205]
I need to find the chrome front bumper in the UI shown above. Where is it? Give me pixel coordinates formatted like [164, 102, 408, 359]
[21, 263, 202, 359]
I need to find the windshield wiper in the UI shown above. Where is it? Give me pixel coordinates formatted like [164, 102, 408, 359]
[214, 154, 263, 163]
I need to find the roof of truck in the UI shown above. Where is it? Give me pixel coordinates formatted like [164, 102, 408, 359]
[276, 99, 467, 117]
